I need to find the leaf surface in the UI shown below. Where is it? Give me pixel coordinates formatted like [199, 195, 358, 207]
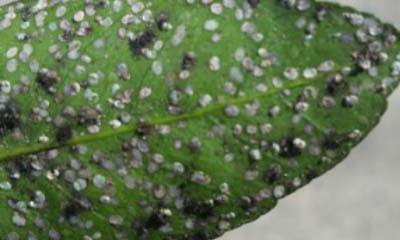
[0, 0, 399, 239]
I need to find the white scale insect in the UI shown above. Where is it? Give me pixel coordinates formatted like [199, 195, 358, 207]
[0, 0, 47, 9]
[0, 0, 19, 7]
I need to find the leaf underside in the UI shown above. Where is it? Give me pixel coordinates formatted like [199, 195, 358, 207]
[0, 0, 399, 239]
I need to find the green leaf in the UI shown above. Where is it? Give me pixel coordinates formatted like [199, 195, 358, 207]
[0, 0, 399, 239]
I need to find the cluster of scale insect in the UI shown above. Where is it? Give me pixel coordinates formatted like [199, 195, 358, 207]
[0, 0, 399, 240]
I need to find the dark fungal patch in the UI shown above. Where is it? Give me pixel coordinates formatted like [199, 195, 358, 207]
[0, 102, 19, 136]
[182, 52, 197, 70]
[36, 69, 60, 94]
[60, 29, 76, 42]
[323, 137, 341, 150]
[322, 131, 346, 150]
[279, 138, 302, 158]
[348, 66, 364, 77]
[136, 122, 154, 136]
[341, 95, 359, 108]
[185, 232, 210, 240]
[55, 125, 73, 142]
[129, 30, 156, 55]
[20, 6, 33, 22]
[326, 73, 347, 95]
[145, 212, 168, 229]
[132, 219, 150, 239]
[63, 201, 86, 220]
[156, 12, 169, 31]
[239, 196, 257, 210]
[352, 44, 383, 71]
[247, 0, 261, 8]
[6, 157, 33, 179]
[183, 199, 215, 219]
[280, 0, 296, 8]
[305, 168, 320, 181]
[264, 164, 282, 183]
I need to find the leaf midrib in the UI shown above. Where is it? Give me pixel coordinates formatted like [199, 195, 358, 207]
[0, 78, 317, 162]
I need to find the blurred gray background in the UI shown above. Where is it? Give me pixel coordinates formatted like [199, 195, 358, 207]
[219, 1, 400, 239]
